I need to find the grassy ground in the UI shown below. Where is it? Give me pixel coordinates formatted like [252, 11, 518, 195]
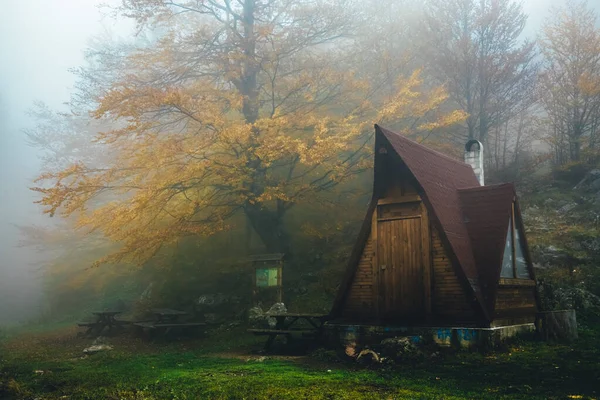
[0, 324, 599, 400]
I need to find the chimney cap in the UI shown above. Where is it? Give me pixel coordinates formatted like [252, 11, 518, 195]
[465, 139, 482, 152]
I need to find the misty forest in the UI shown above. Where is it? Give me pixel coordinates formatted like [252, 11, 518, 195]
[1, 0, 600, 399]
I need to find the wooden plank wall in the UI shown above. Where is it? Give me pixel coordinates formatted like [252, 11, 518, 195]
[342, 236, 375, 319]
[495, 287, 536, 311]
[493, 285, 537, 325]
[431, 226, 475, 319]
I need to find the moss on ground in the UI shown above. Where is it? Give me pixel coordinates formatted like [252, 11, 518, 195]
[0, 325, 599, 399]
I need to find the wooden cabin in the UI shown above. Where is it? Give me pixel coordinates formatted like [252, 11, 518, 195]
[330, 125, 539, 329]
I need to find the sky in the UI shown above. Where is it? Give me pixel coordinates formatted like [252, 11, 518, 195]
[0, 0, 594, 324]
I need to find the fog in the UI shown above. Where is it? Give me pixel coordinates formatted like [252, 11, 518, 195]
[0, 0, 131, 325]
[0, 0, 596, 326]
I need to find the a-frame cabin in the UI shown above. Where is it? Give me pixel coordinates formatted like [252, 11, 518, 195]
[330, 125, 539, 329]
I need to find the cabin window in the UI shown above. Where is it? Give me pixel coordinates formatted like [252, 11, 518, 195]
[514, 215, 530, 279]
[500, 218, 514, 278]
[500, 203, 532, 280]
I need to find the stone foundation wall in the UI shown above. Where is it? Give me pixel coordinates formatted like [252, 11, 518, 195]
[324, 322, 536, 351]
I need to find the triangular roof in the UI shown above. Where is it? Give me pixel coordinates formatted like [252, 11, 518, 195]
[330, 125, 535, 323]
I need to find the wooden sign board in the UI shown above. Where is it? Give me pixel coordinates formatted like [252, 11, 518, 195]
[249, 253, 284, 305]
[255, 267, 280, 288]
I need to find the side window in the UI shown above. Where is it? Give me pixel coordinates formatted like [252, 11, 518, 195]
[514, 215, 530, 279]
[501, 217, 514, 278]
[500, 203, 532, 280]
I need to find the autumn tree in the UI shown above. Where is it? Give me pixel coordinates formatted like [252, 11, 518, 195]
[419, 0, 538, 145]
[33, 0, 466, 268]
[539, 1, 600, 163]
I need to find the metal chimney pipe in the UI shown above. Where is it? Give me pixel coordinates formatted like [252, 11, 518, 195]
[465, 140, 484, 186]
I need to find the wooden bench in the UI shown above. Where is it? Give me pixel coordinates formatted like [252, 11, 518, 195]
[78, 320, 131, 327]
[77, 311, 132, 337]
[134, 322, 206, 329]
[248, 328, 318, 337]
[248, 315, 326, 350]
[134, 321, 206, 340]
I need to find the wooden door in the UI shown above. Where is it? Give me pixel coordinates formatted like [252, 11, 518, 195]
[377, 215, 425, 321]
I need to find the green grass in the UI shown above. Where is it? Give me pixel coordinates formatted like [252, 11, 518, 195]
[1, 325, 599, 399]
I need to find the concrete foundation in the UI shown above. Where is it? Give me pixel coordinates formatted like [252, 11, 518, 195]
[325, 322, 535, 350]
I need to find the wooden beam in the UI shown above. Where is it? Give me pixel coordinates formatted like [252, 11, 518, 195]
[421, 202, 432, 318]
[377, 215, 423, 222]
[511, 203, 517, 279]
[372, 205, 380, 321]
[499, 278, 536, 287]
[377, 195, 421, 205]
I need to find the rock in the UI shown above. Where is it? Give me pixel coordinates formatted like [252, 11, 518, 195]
[83, 344, 113, 354]
[582, 238, 600, 252]
[589, 178, 600, 191]
[574, 169, 600, 190]
[247, 306, 265, 328]
[248, 306, 270, 328]
[248, 306, 264, 320]
[537, 246, 581, 265]
[265, 303, 287, 328]
[197, 293, 228, 307]
[356, 349, 381, 364]
[265, 302, 287, 315]
[542, 246, 566, 259]
[557, 202, 576, 213]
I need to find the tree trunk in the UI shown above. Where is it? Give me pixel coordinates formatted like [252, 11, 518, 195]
[513, 112, 526, 181]
[241, 0, 258, 124]
[238, 0, 292, 257]
[536, 310, 578, 342]
[243, 202, 292, 257]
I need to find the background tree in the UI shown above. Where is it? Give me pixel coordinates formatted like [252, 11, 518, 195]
[420, 0, 538, 145]
[539, 1, 600, 164]
[32, 0, 466, 270]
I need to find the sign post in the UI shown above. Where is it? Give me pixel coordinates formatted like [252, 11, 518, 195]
[249, 253, 284, 306]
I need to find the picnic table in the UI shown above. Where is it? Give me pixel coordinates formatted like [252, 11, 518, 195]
[133, 308, 205, 338]
[77, 311, 130, 336]
[248, 313, 329, 350]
